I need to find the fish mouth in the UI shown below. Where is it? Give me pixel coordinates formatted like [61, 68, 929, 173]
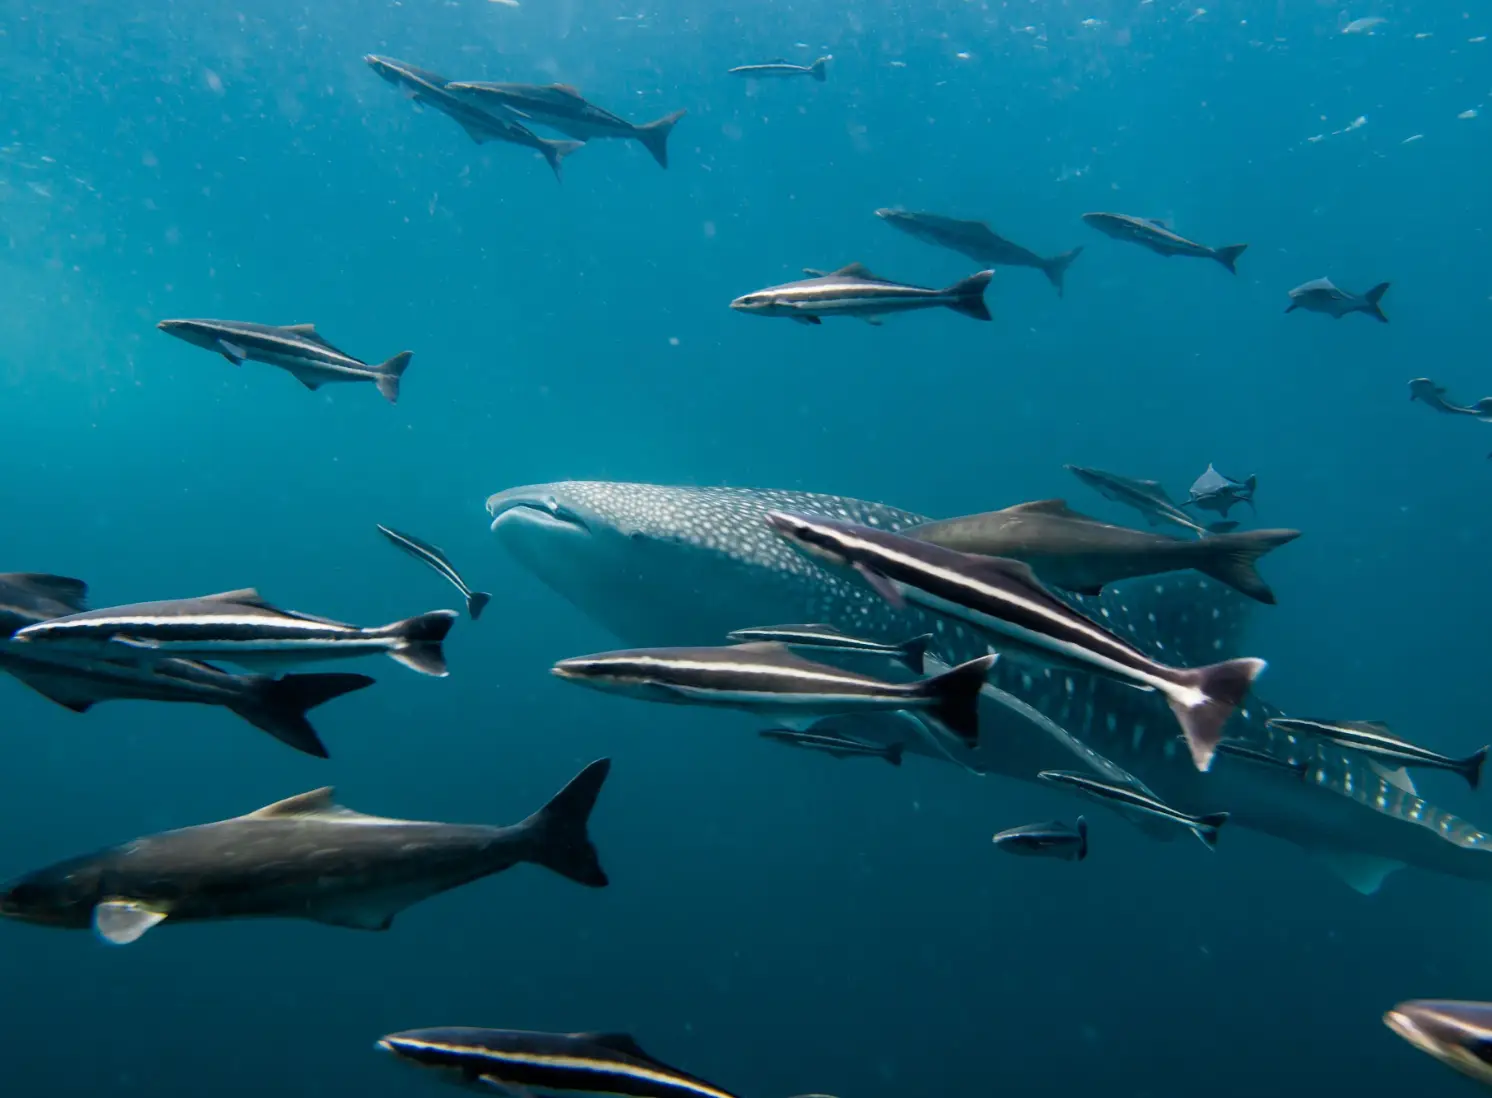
[486, 489, 592, 537]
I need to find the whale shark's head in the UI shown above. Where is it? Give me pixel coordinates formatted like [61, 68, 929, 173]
[486, 481, 929, 647]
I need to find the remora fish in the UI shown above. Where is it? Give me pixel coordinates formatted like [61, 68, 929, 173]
[1183, 465, 1257, 521]
[1081, 212, 1248, 273]
[365, 56, 583, 180]
[484, 480, 1492, 894]
[0, 649, 372, 757]
[378, 524, 492, 621]
[0, 759, 611, 944]
[378, 1027, 774, 1098]
[905, 500, 1298, 603]
[875, 208, 1083, 296]
[157, 319, 413, 404]
[729, 56, 830, 80]
[764, 511, 1265, 771]
[1064, 464, 1212, 536]
[991, 816, 1088, 860]
[1285, 278, 1390, 322]
[10, 588, 458, 677]
[759, 727, 905, 765]
[0, 572, 89, 636]
[1038, 771, 1229, 848]
[1409, 378, 1492, 420]
[1267, 717, 1487, 790]
[1215, 739, 1311, 779]
[551, 642, 994, 746]
[445, 81, 685, 169]
[1384, 1000, 1492, 1086]
[730, 263, 993, 325]
[725, 623, 931, 673]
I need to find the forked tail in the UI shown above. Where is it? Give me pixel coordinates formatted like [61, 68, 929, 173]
[375, 351, 413, 404]
[519, 758, 612, 886]
[1194, 528, 1301, 604]
[1043, 246, 1084, 297]
[944, 270, 994, 321]
[1212, 243, 1248, 274]
[637, 109, 686, 169]
[383, 609, 458, 676]
[542, 138, 586, 182]
[234, 672, 376, 757]
[1363, 281, 1390, 323]
[919, 653, 997, 747]
[1167, 657, 1268, 770]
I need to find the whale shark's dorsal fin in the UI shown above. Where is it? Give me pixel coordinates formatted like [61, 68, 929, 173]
[247, 787, 338, 818]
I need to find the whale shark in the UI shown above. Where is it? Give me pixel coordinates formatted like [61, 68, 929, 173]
[486, 481, 1492, 893]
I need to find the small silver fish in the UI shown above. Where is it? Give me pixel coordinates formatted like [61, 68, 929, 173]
[991, 816, 1088, 860]
[377, 524, 492, 621]
[728, 56, 830, 81]
[759, 727, 905, 765]
[1081, 212, 1247, 273]
[1285, 278, 1390, 322]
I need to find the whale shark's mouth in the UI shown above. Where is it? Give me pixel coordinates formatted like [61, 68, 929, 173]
[486, 491, 592, 536]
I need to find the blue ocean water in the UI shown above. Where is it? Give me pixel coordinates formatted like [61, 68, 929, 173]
[2, 0, 1490, 1095]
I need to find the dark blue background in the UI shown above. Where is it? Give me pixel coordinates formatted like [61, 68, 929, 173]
[1, 0, 1489, 1095]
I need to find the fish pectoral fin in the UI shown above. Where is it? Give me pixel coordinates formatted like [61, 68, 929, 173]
[216, 339, 248, 364]
[861, 316, 884, 326]
[93, 899, 169, 945]
[108, 635, 161, 653]
[1311, 848, 1405, 896]
[458, 120, 494, 144]
[853, 561, 905, 608]
[791, 314, 822, 325]
[292, 372, 323, 391]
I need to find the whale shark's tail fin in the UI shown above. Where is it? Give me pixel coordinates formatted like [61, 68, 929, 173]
[520, 758, 612, 887]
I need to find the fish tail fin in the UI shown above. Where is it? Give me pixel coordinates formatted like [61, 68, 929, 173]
[637, 109, 686, 169]
[1167, 657, 1268, 770]
[1364, 281, 1390, 322]
[898, 632, 934, 675]
[466, 590, 493, 620]
[1192, 811, 1230, 849]
[809, 56, 830, 81]
[374, 351, 413, 404]
[1213, 243, 1248, 274]
[919, 653, 996, 747]
[1195, 528, 1300, 604]
[1043, 246, 1083, 296]
[1075, 815, 1089, 861]
[884, 742, 905, 767]
[519, 758, 611, 887]
[1461, 746, 1488, 790]
[383, 609, 458, 676]
[542, 138, 585, 181]
[231, 672, 376, 757]
[944, 270, 993, 321]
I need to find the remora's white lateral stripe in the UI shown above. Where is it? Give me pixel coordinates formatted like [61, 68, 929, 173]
[579, 653, 915, 694]
[1043, 774, 1203, 825]
[26, 614, 360, 635]
[212, 327, 369, 368]
[793, 519, 1204, 707]
[386, 1041, 737, 1098]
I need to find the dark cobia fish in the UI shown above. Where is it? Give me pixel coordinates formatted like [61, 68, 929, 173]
[875, 208, 1083, 296]
[10, 588, 457, 677]
[1038, 771, 1228, 849]
[377, 524, 492, 621]
[730, 263, 992, 325]
[1285, 278, 1390, 322]
[1385, 1000, 1492, 1086]
[157, 319, 413, 403]
[378, 1027, 830, 1098]
[1081, 212, 1247, 273]
[1267, 717, 1487, 790]
[552, 641, 994, 747]
[0, 760, 611, 944]
[765, 511, 1265, 771]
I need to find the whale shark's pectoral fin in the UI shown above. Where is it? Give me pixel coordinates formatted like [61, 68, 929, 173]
[93, 899, 169, 945]
[310, 904, 398, 931]
[1312, 848, 1405, 895]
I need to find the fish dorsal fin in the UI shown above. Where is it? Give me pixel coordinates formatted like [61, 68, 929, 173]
[246, 787, 338, 818]
[729, 641, 794, 656]
[1367, 760, 1418, 795]
[548, 83, 583, 97]
[1002, 499, 1083, 518]
[1146, 217, 1170, 228]
[828, 262, 879, 279]
[964, 554, 1052, 595]
[198, 587, 275, 608]
[281, 323, 343, 351]
[1343, 719, 1394, 736]
[575, 1033, 658, 1062]
[7, 573, 89, 609]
